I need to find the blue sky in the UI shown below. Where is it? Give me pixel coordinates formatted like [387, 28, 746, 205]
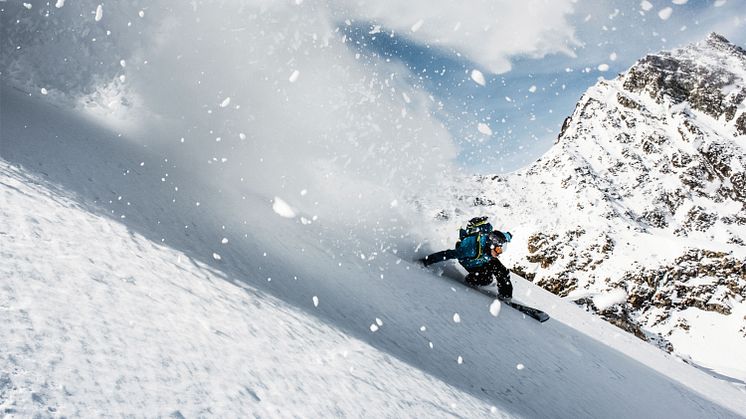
[344, 0, 746, 173]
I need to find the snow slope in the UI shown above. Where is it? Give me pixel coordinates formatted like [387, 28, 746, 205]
[3, 83, 746, 417]
[0, 160, 497, 418]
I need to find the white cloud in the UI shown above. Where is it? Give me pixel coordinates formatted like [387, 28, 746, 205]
[342, 0, 579, 73]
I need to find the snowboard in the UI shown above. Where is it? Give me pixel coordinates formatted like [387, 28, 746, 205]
[419, 259, 549, 322]
[477, 288, 550, 323]
[505, 299, 550, 322]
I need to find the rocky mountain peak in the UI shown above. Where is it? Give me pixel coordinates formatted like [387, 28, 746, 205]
[702, 32, 746, 58]
[548, 33, 746, 223]
[424, 34, 746, 378]
[621, 33, 746, 126]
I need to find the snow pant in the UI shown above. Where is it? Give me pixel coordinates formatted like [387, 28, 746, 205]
[423, 249, 458, 266]
[465, 259, 513, 299]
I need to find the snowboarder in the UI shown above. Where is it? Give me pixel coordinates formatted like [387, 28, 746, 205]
[422, 216, 514, 299]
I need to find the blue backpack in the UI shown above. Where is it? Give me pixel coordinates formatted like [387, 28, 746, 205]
[455, 217, 493, 269]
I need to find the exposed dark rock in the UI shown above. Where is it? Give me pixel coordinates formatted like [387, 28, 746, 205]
[511, 265, 536, 282]
[616, 93, 642, 110]
[536, 275, 577, 297]
[557, 116, 572, 143]
[472, 196, 495, 207]
[640, 208, 668, 228]
[682, 206, 718, 232]
[736, 112, 746, 137]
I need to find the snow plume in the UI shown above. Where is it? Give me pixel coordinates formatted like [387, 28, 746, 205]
[0, 0, 458, 245]
[0, 0, 577, 250]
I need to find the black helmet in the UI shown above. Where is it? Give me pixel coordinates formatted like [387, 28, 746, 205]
[489, 231, 510, 245]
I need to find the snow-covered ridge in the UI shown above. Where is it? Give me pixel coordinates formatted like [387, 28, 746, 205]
[425, 33, 746, 384]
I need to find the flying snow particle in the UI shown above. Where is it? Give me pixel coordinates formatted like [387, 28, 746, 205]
[212, 252, 222, 261]
[272, 197, 296, 218]
[370, 324, 379, 332]
[55, 0, 65, 8]
[453, 313, 461, 323]
[489, 299, 502, 317]
[457, 356, 463, 364]
[420, 326, 426, 331]
[390, 199, 398, 208]
[220, 97, 231, 108]
[288, 70, 300, 83]
[640, 1, 653, 11]
[528, 85, 537, 93]
[300, 189, 308, 196]
[658, 7, 673, 20]
[470, 69, 486, 86]
[375, 318, 383, 326]
[411, 19, 424, 32]
[313, 296, 319, 307]
[672, 0, 688, 4]
[40, 88, 48, 95]
[221, 237, 229, 244]
[22, 3, 32, 9]
[516, 363, 525, 370]
[597, 63, 610, 72]
[477, 123, 493, 136]
[95, 5, 103, 21]
[119, 59, 126, 67]
[402, 92, 411, 103]
[239, 133, 246, 140]
[138, 10, 145, 17]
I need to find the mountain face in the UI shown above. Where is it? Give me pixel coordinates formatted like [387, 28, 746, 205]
[424, 33, 746, 381]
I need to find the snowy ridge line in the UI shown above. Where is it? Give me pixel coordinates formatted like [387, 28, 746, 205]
[3, 87, 746, 417]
